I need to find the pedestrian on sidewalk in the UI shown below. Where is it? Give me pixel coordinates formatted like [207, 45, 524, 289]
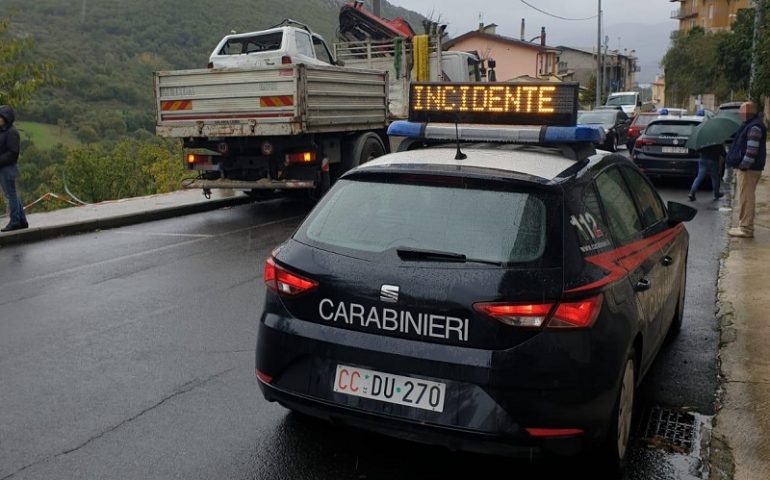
[0, 105, 28, 232]
[688, 143, 725, 201]
[726, 101, 766, 238]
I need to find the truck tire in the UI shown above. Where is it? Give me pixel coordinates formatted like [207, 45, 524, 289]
[337, 132, 385, 178]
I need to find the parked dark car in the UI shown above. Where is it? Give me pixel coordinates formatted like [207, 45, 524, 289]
[577, 109, 630, 152]
[256, 119, 696, 473]
[626, 112, 659, 151]
[632, 116, 705, 177]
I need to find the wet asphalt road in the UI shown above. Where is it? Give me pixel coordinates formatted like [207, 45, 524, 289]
[0, 165, 728, 479]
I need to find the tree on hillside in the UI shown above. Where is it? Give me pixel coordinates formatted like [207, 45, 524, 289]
[662, 27, 728, 107]
[0, 15, 51, 107]
[717, 8, 754, 96]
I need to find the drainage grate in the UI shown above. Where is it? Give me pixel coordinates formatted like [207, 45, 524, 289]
[640, 406, 697, 453]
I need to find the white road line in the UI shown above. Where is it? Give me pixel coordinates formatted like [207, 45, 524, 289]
[0, 216, 303, 288]
[113, 231, 214, 238]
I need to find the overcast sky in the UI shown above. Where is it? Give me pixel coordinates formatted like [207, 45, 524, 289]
[390, 0, 677, 50]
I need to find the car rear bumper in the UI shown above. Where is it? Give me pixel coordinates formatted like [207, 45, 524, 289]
[633, 154, 698, 177]
[256, 310, 626, 457]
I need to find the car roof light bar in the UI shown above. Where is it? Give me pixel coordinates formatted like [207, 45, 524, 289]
[387, 121, 604, 145]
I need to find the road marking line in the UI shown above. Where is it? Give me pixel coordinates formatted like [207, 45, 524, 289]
[113, 231, 214, 238]
[0, 215, 303, 288]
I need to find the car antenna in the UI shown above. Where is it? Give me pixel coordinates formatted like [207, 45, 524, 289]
[454, 122, 466, 160]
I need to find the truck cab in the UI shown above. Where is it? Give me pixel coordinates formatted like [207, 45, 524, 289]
[209, 21, 337, 69]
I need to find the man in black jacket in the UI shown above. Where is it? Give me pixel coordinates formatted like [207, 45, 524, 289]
[0, 105, 28, 232]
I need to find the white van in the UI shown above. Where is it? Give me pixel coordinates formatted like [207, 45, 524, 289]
[605, 91, 641, 116]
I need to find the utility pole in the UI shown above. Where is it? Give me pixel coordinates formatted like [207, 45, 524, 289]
[596, 0, 602, 107]
[750, 0, 765, 102]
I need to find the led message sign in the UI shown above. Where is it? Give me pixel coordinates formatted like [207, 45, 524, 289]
[408, 82, 579, 126]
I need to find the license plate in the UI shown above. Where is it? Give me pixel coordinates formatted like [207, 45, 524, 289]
[333, 365, 446, 412]
[662, 146, 689, 154]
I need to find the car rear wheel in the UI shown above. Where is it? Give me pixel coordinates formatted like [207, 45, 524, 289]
[604, 134, 617, 152]
[595, 350, 635, 474]
[667, 259, 687, 339]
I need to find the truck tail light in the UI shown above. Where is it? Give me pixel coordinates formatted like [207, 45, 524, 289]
[474, 294, 602, 329]
[186, 154, 211, 166]
[281, 56, 293, 64]
[263, 257, 318, 296]
[285, 151, 316, 164]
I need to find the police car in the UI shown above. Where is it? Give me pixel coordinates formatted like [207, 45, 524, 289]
[255, 82, 696, 470]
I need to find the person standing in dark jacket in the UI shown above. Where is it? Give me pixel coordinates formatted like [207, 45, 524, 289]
[0, 105, 28, 232]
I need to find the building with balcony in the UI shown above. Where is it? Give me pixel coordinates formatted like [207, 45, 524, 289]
[443, 24, 561, 81]
[557, 46, 638, 95]
[670, 0, 751, 33]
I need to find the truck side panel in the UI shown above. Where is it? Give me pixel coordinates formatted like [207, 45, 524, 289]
[304, 66, 389, 131]
[155, 65, 388, 138]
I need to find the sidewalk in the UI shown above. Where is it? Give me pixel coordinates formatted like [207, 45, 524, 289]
[712, 166, 770, 479]
[0, 189, 251, 247]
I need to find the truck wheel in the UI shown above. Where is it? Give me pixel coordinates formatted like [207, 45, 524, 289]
[337, 133, 385, 178]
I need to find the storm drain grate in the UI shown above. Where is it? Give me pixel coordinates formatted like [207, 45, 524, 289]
[640, 406, 697, 453]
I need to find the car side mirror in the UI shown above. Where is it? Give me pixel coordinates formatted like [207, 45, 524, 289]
[668, 201, 697, 224]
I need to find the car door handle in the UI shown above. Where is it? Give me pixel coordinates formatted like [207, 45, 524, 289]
[661, 256, 673, 267]
[635, 278, 651, 292]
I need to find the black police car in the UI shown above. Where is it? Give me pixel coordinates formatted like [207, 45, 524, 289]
[256, 82, 696, 470]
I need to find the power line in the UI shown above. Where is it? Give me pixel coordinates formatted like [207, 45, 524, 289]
[519, 0, 598, 21]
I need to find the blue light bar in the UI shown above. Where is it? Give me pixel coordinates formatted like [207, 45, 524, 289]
[388, 121, 424, 138]
[543, 126, 603, 143]
[388, 121, 603, 144]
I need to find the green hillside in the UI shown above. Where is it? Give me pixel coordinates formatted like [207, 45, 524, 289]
[16, 121, 81, 149]
[5, 0, 426, 140]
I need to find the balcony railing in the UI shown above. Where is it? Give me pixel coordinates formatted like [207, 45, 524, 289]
[671, 7, 697, 19]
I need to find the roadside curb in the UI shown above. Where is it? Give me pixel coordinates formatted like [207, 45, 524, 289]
[0, 194, 253, 247]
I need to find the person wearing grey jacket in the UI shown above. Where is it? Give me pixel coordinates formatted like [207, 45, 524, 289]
[0, 105, 28, 232]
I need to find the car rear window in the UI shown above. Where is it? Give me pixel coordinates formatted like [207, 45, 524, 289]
[219, 32, 283, 55]
[645, 121, 700, 136]
[295, 178, 553, 264]
[632, 115, 656, 127]
[578, 112, 615, 124]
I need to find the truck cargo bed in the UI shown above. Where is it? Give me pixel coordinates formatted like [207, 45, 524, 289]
[155, 64, 388, 138]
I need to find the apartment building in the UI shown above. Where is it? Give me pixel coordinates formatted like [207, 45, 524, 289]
[670, 0, 751, 33]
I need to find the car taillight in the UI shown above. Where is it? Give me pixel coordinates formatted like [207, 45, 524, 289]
[547, 295, 603, 329]
[285, 151, 316, 164]
[263, 257, 318, 296]
[474, 303, 554, 328]
[635, 137, 655, 149]
[474, 294, 602, 329]
[281, 55, 292, 64]
[207, 62, 214, 68]
[628, 126, 639, 136]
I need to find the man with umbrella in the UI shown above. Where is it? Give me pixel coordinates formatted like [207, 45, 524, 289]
[726, 101, 767, 239]
[685, 113, 742, 201]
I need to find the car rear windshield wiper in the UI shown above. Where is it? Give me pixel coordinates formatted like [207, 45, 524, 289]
[396, 247, 502, 266]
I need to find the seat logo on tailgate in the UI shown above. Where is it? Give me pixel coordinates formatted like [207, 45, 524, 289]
[380, 285, 399, 303]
